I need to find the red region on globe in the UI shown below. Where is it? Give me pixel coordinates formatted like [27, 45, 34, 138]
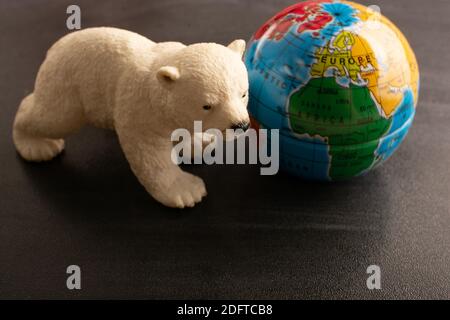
[253, 0, 333, 41]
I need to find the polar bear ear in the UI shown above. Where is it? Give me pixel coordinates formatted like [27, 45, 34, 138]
[227, 39, 246, 58]
[157, 66, 180, 84]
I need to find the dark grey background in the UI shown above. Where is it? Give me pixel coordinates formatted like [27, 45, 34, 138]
[0, 0, 449, 299]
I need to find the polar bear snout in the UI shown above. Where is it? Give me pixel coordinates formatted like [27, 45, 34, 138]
[230, 121, 250, 131]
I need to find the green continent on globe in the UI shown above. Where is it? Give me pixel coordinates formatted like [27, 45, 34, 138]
[289, 77, 392, 180]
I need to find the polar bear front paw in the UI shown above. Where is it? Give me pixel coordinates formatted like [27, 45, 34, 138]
[154, 172, 207, 208]
[13, 128, 65, 162]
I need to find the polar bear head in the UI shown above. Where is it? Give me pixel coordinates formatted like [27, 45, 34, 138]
[156, 40, 250, 134]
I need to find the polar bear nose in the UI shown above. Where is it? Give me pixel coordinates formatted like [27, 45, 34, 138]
[230, 121, 250, 131]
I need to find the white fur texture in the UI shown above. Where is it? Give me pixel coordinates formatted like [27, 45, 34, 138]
[13, 27, 249, 208]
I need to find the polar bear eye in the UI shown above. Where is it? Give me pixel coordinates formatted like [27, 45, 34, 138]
[242, 91, 248, 98]
[203, 105, 212, 111]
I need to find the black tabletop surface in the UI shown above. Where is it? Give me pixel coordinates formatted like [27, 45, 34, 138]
[0, 0, 449, 299]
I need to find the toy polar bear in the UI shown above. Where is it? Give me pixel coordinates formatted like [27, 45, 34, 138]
[13, 27, 250, 208]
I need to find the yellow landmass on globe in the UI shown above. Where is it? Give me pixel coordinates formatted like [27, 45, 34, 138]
[348, 1, 420, 107]
[311, 31, 362, 83]
[311, 3, 419, 118]
[350, 33, 406, 118]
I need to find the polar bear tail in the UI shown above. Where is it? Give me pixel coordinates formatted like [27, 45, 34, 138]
[13, 94, 65, 162]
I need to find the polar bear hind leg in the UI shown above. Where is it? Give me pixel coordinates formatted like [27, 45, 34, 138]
[13, 93, 85, 162]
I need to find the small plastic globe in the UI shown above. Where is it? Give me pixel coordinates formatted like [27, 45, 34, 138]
[244, 0, 419, 180]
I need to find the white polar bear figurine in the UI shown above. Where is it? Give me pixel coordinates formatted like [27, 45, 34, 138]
[13, 27, 250, 208]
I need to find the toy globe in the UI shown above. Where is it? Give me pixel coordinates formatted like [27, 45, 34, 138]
[244, 0, 419, 180]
